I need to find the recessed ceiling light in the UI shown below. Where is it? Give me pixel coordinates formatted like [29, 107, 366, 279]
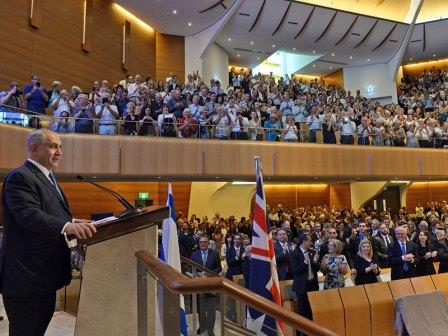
[331, 53, 335, 56]
[237, 54, 240, 57]
[312, 50, 316, 54]
[312, 64, 316, 67]
[293, 47, 296, 51]
[251, 41, 254, 45]
[433, 54, 436, 57]
[257, 57, 260, 60]
[272, 44, 276, 48]
[188, 22, 192, 26]
[228, 38, 231, 41]
[172, 9, 177, 14]
[410, 58, 413, 61]
[367, 58, 370, 62]
[349, 56, 353, 59]
[330, 66, 333, 69]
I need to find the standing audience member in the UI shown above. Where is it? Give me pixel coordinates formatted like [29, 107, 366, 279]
[354, 239, 380, 285]
[23, 75, 48, 114]
[274, 228, 294, 281]
[291, 234, 319, 323]
[190, 235, 222, 336]
[389, 226, 417, 280]
[321, 239, 349, 289]
[415, 231, 437, 276]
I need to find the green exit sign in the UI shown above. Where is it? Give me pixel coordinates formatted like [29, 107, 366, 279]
[137, 192, 149, 200]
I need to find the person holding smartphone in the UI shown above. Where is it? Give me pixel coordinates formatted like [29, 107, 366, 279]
[23, 74, 48, 114]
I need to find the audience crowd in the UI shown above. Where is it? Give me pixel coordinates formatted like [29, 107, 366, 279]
[1, 66, 448, 147]
[176, 201, 448, 324]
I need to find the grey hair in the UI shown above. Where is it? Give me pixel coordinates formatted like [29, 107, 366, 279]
[26, 129, 53, 152]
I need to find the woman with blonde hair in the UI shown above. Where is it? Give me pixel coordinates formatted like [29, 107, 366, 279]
[321, 238, 349, 289]
[354, 239, 380, 285]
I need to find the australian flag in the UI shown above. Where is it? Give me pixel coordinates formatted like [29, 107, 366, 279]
[247, 157, 285, 335]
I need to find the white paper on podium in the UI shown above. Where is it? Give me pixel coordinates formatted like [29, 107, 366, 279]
[92, 216, 118, 226]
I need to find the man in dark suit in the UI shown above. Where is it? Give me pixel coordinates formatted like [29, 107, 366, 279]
[388, 226, 417, 280]
[274, 228, 294, 281]
[373, 223, 394, 268]
[225, 233, 244, 280]
[436, 228, 448, 274]
[190, 235, 222, 336]
[291, 234, 319, 327]
[1, 129, 96, 336]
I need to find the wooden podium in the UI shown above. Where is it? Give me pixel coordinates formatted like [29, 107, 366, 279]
[73, 206, 168, 336]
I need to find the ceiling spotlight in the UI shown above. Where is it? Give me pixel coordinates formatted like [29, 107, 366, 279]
[172, 9, 177, 14]
[188, 22, 192, 26]
[312, 50, 316, 54]
[433, 54, 436, 57]
[330, 66, 333, 69]
[331, 53, 335, 56]
[257, 57, 260, 60]
[228, 38, 231, 41]
[251, 41, 254, 45]
[272, 44, 276, 48]
[313, 64, 316, 67]
[410, 58, 413, 61]
[293, 47, 296, 51]
[367, 58, 370, 62]
[349, 56, 353, 59]
[237, 54, 240, 57]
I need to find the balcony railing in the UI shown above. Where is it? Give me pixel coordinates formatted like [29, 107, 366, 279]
[1, 105, 446, 149]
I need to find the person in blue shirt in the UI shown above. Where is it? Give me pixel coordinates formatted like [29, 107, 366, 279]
[264, 111, 282, 141]
[23, 75, 48, 114]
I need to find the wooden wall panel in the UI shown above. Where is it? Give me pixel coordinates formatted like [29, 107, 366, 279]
[264, 184, 330, 209]
[264, 185, 298, 210]
[0, 0, 156, 92]
[329, 184, 351, 209]
[157, 182, 192, 218]
[323, 69, 344, 88]
[156, 32, 185, 82]
[406, 181, 448, 212]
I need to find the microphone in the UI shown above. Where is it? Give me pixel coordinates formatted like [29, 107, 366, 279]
[76, 175, 143, 219]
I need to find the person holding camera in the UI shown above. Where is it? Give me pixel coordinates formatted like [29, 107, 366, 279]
[338, 109, 356, 145]
[0, 82, 24, 111]
[52, 111, 75, 134]
[96, 93, 119, 135]
[23, 75, 48, 114]
[52, 90, 74, 117]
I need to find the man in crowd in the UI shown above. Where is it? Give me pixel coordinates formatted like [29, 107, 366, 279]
[23, 75, 48, 114]
[389, 226, 417, 280]
[274, 228, 294, 281]
[190, 235, 221, 336]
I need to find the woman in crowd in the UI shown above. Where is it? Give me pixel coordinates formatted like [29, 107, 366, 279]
[122, 101, 140, 135]
[177, 108, 197, 138]
[321, 239, 349, 289]
[157, 104, 177, 137]
[283, 115, 299, 142]
[354, 239, 380, 285]
[415, 231, 437, 276]
[138, 106, 157, 136]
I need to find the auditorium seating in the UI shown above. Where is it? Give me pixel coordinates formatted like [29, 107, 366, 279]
[279, 274, 448, 336]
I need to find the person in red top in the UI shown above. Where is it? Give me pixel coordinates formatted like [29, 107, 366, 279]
[177, 108, 197, 138]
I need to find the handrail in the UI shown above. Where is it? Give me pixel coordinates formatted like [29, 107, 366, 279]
[135, 250, 339, 336]
[180, 255, 219, 277]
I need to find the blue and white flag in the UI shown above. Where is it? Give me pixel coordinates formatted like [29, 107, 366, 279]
[159, 183, 188, 336]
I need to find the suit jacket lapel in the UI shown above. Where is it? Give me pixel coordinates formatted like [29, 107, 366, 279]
[25, 161, 71, 215]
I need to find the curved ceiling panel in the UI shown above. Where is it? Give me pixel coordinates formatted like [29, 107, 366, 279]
[114, 0, 238, 35]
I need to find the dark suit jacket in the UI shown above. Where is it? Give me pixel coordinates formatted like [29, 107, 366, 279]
[291, 248, 319, 295]
[190, 248, 222, 275]
[225, 245, 244, 280]
[0, 161, 72, 297]
[436, 239, 448, 273]
[388, 240, 417, 280]
[373, 234, 394, 267]
[274, 241, 293, 281]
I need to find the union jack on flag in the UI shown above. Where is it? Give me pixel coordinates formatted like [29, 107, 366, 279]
[247, 157, 285, 336]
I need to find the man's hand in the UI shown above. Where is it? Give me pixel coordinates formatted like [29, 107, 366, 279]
[65, 219, 97, 240]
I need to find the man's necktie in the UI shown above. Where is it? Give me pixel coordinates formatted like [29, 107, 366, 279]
[401, 242, 409, 272]
[49, 172, 64, 201]
[202, 251, 207, 266]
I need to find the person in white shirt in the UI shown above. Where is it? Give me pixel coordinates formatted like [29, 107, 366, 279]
[283, 115, 298, 142]
[127, 74, 141, 98]
[52, 90, 74, 117]
[230, 108, 249, 140]
[95, 93, 119, 135]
